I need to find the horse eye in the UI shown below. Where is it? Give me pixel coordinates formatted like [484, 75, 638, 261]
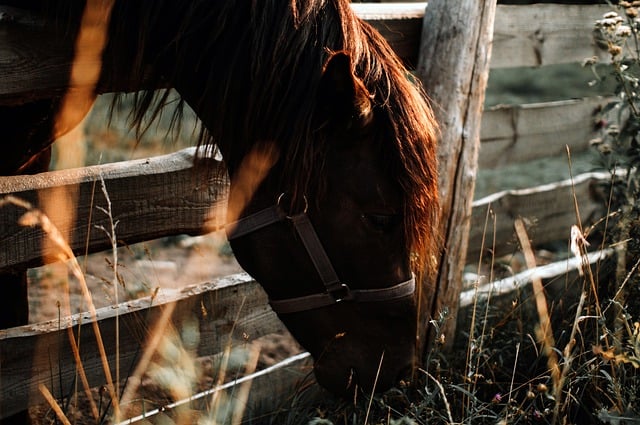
[362, 213, 400, 232]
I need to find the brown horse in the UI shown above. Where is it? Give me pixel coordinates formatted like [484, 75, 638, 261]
[1, 0, 438, 405]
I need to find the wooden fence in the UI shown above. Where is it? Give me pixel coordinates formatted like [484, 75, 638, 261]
[0, 2, 615, 420]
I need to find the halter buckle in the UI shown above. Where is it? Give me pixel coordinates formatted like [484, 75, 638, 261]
[328, 283, 353, 303]
[277, 192, 308, 219]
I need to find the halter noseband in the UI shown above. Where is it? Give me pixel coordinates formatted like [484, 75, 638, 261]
[225, 193, 416, 314]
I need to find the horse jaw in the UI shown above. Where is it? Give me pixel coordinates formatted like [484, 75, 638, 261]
[278, 298, 418, 396]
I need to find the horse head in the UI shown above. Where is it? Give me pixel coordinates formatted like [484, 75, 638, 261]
[94, 0, 439, 397]
[225, 51, 437, 396]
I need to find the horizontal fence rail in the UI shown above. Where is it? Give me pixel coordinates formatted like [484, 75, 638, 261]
[0, 273, 292, 417]
[0, 3, 611, 103]
[0, 148, 609, 274]
[0, 145, 610, 276]
[468, 171, 608, 261]
[0, 148, 227, 271]
[480, 97, 608, 170]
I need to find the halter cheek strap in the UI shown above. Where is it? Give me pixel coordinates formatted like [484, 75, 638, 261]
[225, 194, 416, 314]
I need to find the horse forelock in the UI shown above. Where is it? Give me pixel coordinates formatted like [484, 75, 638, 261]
[284, 1, 440, 273]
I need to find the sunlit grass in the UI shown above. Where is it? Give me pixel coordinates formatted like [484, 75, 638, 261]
[6, 188, 281, 424]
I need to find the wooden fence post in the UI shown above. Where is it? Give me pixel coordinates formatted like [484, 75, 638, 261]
[416, 0, 497, 346]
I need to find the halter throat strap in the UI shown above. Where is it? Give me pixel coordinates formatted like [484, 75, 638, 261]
[225, 195, 416, 314]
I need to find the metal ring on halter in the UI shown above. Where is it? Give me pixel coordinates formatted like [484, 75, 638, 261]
[277, 192, 308, 219]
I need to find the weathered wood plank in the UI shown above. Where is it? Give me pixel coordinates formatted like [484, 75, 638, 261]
[0, 273, 289, 419]
[351, 2, 427, 18]
[0, 147, 228, 272]
[222, 353, 317, 425]
[0, 6, 73, 104]
[358, 3, 611, 68]
[467, 171, 609, 263]
[479, 97, 608, 169]
[417, 0, 496, 347]
[0, 141, 608, 275]
[460, 249, 612, 308]
[492, 4, 610, 68]
[0, 3, 614, 103]
[0, 3, 428, 103]
[351, 2, 426, 67]
[457, 249, 614, 351]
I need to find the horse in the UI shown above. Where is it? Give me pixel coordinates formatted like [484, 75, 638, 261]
[0, 0, 439, 407]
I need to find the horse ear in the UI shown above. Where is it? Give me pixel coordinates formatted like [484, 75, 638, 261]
[319, 52, 373, 130]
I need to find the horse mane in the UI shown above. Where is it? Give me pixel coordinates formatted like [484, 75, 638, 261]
[98, 0, 439, 274]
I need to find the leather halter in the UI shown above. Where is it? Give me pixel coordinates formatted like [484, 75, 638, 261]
[225, 193, 416, 314]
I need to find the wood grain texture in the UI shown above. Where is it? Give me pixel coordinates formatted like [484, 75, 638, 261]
[460, 249, 611, 309]
[0, 6, 73, 104]
[0, 273, 289, 418]
[457, 249, 613, 353]
[417, 0, 497, 348]
[0, 3, 612, 103]
[467, 171, 609, 262]
[0, 147, 228, 271]
[492, 4, 610, 68]
[479, 97, 608, 169]
[358, 3, 611, 68]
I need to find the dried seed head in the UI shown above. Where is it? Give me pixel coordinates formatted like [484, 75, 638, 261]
[607, 125, 620, 136]
[18, 211, 40, 227]
[609, 43, 623, 57]
[617, 24, 633, 37]
[598, 143, 613, 154]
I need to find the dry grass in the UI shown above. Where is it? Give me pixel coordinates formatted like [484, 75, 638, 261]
[4, 184, 294, 424]
[12, 141, 639, 424]
[273, 162, 639, 424]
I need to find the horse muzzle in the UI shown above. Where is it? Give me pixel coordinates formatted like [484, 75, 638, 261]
[312, 348, 415, 396]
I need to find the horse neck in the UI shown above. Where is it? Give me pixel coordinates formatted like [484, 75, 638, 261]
[101, 0, 335, 195]
[162, 9, 322, 188]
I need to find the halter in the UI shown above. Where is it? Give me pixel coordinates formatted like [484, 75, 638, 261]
[225, 193, 416, 314]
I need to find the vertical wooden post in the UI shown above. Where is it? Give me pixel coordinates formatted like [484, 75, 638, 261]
[416, 0, 497, 346]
